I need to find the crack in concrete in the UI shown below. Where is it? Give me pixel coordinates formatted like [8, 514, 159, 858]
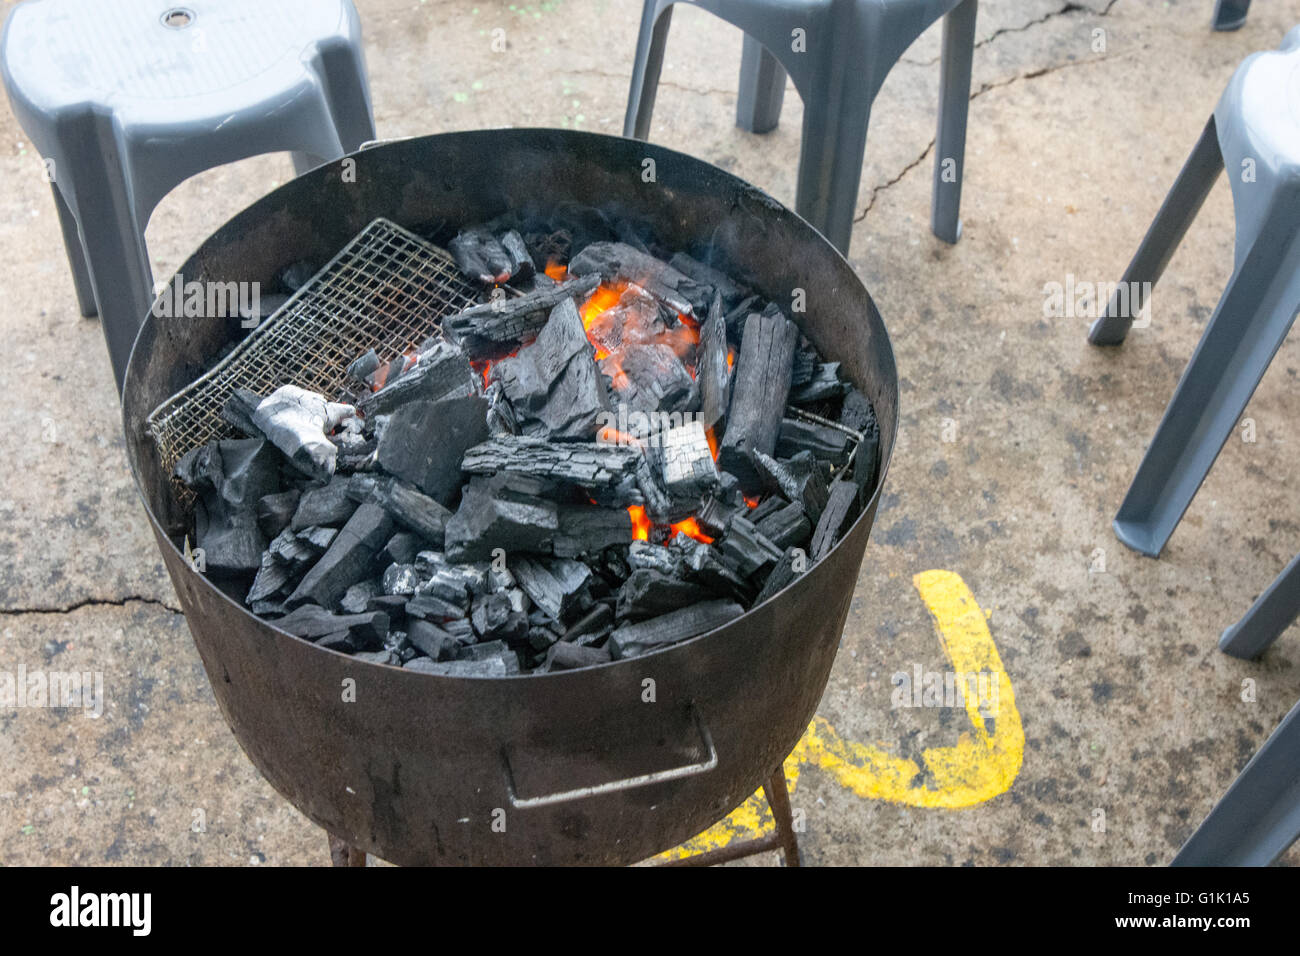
[901, 0, 1121, 68]
[855, 138, 936, 222]
[0, 596, 184, 617]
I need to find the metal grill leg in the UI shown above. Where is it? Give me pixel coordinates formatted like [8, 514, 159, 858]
[328, 834, 367, 867]
[762, 767, 802, 867]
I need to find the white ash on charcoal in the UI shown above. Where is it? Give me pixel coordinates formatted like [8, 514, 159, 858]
[172, 209, 883, 674]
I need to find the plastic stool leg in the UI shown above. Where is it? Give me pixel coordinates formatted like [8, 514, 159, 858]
[51, 181, 97, 317]
[1172, 698, 1300, 865]
[736, 34, 786, 134]
[1089, 116, 1224, 346]
[624, 3, 674, 139]
[931, 0, 976, 244]
[1220, 553, 1300, 659]
[1212, 0, 1251, 31]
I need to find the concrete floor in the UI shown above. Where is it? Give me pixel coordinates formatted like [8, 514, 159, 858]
[1, 0, 1298, 866]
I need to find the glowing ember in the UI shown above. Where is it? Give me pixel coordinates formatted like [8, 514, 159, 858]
[704, 426, 719, 461]
[598, 425, 645, 448]
[544, 261, 567, 281]
[669, 517, 714, 544]
[744, 495, 761, 509]
[628, 504, 652, 541]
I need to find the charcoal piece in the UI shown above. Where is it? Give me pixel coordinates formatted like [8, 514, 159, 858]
[674, 540, 753, 602]
[583, 284, 669, 356]
[285, 503, 394, 609]
[441, 618, 476, 645]
[718, 312, 799, 490]
[220, 387, 263, 436]
[510, 557, 591, 621]
[756, 547, 806, 603]
[348, 475, 452, 547]
[696, 295, 732, 429]
[445, 275, 600, 355]
[256, 489, 301, 539]
[747, 494, 787, 525]
[566, 241, 708, 317]
[367, 595, 409, 617]
[667, 252, 747, 310]
[723, 294, 762, 341]
[552, 504, 633, 557]
[291, 477, 359, 531]
[719, 516, 782, 577]
[250, 385, 358, 479]
[527, 626, 560, 652]
[608, 599, 744, 660]
[449, 226, 534, 284]
[341, 580, 380, 614]
[839, 388, 877, 433]
[755, 500, 812, 550]
[357, 342, 475, 417]
[545, 642, 612, 671]
[414, 552, 487, 603]
[246, 550, 292, 604]
[470, 591, 530, 643]
[383, 563, 421, 596]
[296, 526, 338, 553]
[626, 540, 680, 574]
[790, 361, 849, 404]
[352, 649, 396, 666]
[272, 604, 389, 650]
[461, 436, 641, 489]
[444, 474, 558, 562]
[753, 450, 828, 524]
[616, 569, 710, 620]
[790, 344, 816, 387]
[381, 532, 422, 568]
[561, 603, 614, 642]
[268, 527, 320, 573]
[810, 478, 859, 560]
[647, 420, 718, 499]
[406, 592, 469, 621]
[600, 344, 697, 414]
[696, 494, 740, 539]
[406, 620, 460, 661]
[776, 418, 851, 466]
[459, 638, 513, 662]
[491, 297, 609, 440]
[842, 390, 880, 499]
[347, 348, 381, 383]
[375, 396, 489, 504]
[174, 438, 281, 574]
[405, 657, 509, 677]
[315, 632, 355, 653]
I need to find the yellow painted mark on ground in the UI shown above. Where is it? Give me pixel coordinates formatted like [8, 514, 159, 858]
[656, 570, 1023, 859]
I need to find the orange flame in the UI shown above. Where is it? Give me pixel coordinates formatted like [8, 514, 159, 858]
[704, 426, 719, 462]
[544, 261, 568, 281]
[628, 505, 652, 541]
[669, 517, 714, 544]
[744, 495, 761, 509]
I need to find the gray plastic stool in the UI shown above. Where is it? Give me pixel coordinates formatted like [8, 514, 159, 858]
[1, 0, 375, 392]
[1213, 0, 1251, 32]
[1172, 696, 1300, 865]
[1219, 552, 1300, 660]
[1087, 27, 1300, 558]
[623, 0, 977, 255]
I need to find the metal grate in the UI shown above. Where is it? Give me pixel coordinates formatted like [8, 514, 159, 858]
[147, 218, 481, 498]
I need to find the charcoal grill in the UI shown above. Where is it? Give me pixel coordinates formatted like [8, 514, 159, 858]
[119, 129, 899, 866]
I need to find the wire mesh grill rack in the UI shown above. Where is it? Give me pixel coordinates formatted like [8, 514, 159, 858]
[147, 218, 481, 498]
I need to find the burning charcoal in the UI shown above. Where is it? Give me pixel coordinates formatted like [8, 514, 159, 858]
[291, 477, 358, 531]
[444, 473, 559, 562]
[383, 563, 421, 596]
[719, 312, 799, 490]
[381, 532, 422, 568]
[285, 503, 395, 609]
[810, 478, 859, 560]
[756, 547, 806, 603]
[754, 500, 812, 550]
[174, 438, 281, 574]
[445, 275, 600, 356]
[405, 657, 509, 677]
[718, 516, 782, 577]
[552, 504, 634, 557]
[608, 599, 743, 660]
[272, 604, 390, 650]
[348, 475, 452, 548]
[406, 620, 459, 661]
[667, 252, 747, 310]
[375, 396, 490, 505]
[491, 298, 609, 440]
[753, 450, 828, 523]
[357, 342, 475, 417]
[347, 348, 381, 383]
[256, 489, 301, 539]
[449, 227, 534, 285]
[545, 642, 611, 671]
[567, 242, 709, 317]
[406, 592, 469, 621]
[776, 418, 850, 466]
[790, 361, 848, 404]
[616, 569, 710, 620]
[220, 387, 262, 436]
[510, 557, 591, 621]
[341, 580, 380, 615]
[600, 344, 697, 414]
[250, 385, 358, 479]
[647, 420, 718, 499]
[461, 435, 642, 490]
[696, 295, 732, 429]
[583, 283, 677, 358]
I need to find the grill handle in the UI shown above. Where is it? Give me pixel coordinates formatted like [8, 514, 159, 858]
[501, 705, 718, 809]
